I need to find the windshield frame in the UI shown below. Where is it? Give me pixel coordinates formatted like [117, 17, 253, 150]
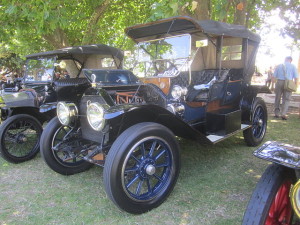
[133, 34, 192, 78]
[24, 56, 57, 84]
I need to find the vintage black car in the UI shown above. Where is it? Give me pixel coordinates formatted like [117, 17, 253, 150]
[1, 76, 23, 93]
[40, 16, 270, 214]
[0, 44, 123, 163]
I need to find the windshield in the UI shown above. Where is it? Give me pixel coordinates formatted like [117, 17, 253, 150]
[131, 35, 191, 77]
[83, 69, 139, 85]
[25, 57, 56, 82]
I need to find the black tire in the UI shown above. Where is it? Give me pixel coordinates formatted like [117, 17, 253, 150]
[243, 97, 267, 146]
[242, 164, 295, 225]
[0, 114, 43, 163]
[103, 122, 180, 214]
[40, 117, 92, 175]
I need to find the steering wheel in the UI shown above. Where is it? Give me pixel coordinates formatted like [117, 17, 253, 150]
[153, 59, 179, 76]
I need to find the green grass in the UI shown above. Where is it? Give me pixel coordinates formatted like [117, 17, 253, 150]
[0, 111, 300, 225]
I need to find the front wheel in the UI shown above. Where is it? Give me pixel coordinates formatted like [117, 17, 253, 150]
[243, 97, 267, 146]
[0, 114, 43, 163]
[40, 117, 92, 175]
[103, 122, 180, 214]
[242, 164, 295, 225]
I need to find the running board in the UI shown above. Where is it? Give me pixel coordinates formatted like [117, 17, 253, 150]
[206, 124, 251, 144]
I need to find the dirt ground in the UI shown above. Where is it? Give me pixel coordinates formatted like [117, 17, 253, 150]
[262, 95, 300, 115]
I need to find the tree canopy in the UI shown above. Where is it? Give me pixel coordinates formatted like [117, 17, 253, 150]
[0, 0, 299, 61]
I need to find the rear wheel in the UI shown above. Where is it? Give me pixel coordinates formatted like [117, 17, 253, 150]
[0, 114, 42, 163]
[242, 164, 295, 225]
[40, 117, 92, 175]
[103, 122, 180, 214]
[243, 97, 267, 146]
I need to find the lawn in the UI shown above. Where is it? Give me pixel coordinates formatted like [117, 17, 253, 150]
[0, 110, 299, 225]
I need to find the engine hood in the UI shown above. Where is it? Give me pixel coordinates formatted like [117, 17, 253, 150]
[0, 91, 38, 108]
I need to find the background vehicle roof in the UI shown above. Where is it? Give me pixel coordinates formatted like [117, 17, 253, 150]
[125, 16, 260, 42]
[25, 44, 124, 61]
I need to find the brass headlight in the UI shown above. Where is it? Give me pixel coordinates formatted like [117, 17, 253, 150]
[87, 102, 105, 131]
[57, 102, 78, 126]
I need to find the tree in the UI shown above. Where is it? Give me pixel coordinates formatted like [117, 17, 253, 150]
[0, 46, 25, 76]
[0, 0, 156, 55]
[0, 0, 299, 58]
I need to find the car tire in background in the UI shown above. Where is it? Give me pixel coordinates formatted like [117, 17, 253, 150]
[242, 164, 295, 225]
[0, 114, 43, 163]
[243, 97, 267, 146]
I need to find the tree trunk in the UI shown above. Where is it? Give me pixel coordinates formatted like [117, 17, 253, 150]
[194, 0, 210, 20]
[81, 0, 111, 45]
[179, 0, 210, 20]
[43, 28, 70, 49]
[233, 0, 247, 25]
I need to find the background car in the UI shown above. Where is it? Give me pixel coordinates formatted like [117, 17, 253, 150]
[242, 141, 300, 225]
[0, 44, 123, 163]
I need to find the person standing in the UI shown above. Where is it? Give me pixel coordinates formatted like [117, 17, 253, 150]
[273, 56, 298, 120]
[265, 66, 273, 89]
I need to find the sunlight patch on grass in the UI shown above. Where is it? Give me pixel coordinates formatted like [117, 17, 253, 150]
[269, 119, 281, 123]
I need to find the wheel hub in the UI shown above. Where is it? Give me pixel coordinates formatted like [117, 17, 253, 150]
[16, 134, 27, 143]
[139, 158, 156, 178]
[258, 119, 263, 127]
[146, 164, 156, 175]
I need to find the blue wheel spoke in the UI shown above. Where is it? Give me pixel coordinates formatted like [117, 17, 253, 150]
[257, 112, 263, 120]
[130, 154, 141, 163]
[154, 149, 166, 161]
[149, 140, 157, 156]
[123, 138, 173, 201]
[155, 162, 169, 168]
[126, 174, 139, 189]
[146, 178, 152, 193]
[135, 180, 144, 195]
[140, 143, 146, 157]
[153, 174, 163, 182]
[125, 166, 138, 174]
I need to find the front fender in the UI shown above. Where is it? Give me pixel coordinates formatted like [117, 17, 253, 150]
[81, 104, 211, 145]
[108, 104, 211, 144]
[40, 102, 57, 113]
[1, 91, 39, 108]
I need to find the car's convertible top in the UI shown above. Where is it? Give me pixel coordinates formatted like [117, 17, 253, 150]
[125, 16, 260, 43]
[26, 44, 124, 61]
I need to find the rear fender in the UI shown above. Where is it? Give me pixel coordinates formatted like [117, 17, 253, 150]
[240, 85, 268, 122]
